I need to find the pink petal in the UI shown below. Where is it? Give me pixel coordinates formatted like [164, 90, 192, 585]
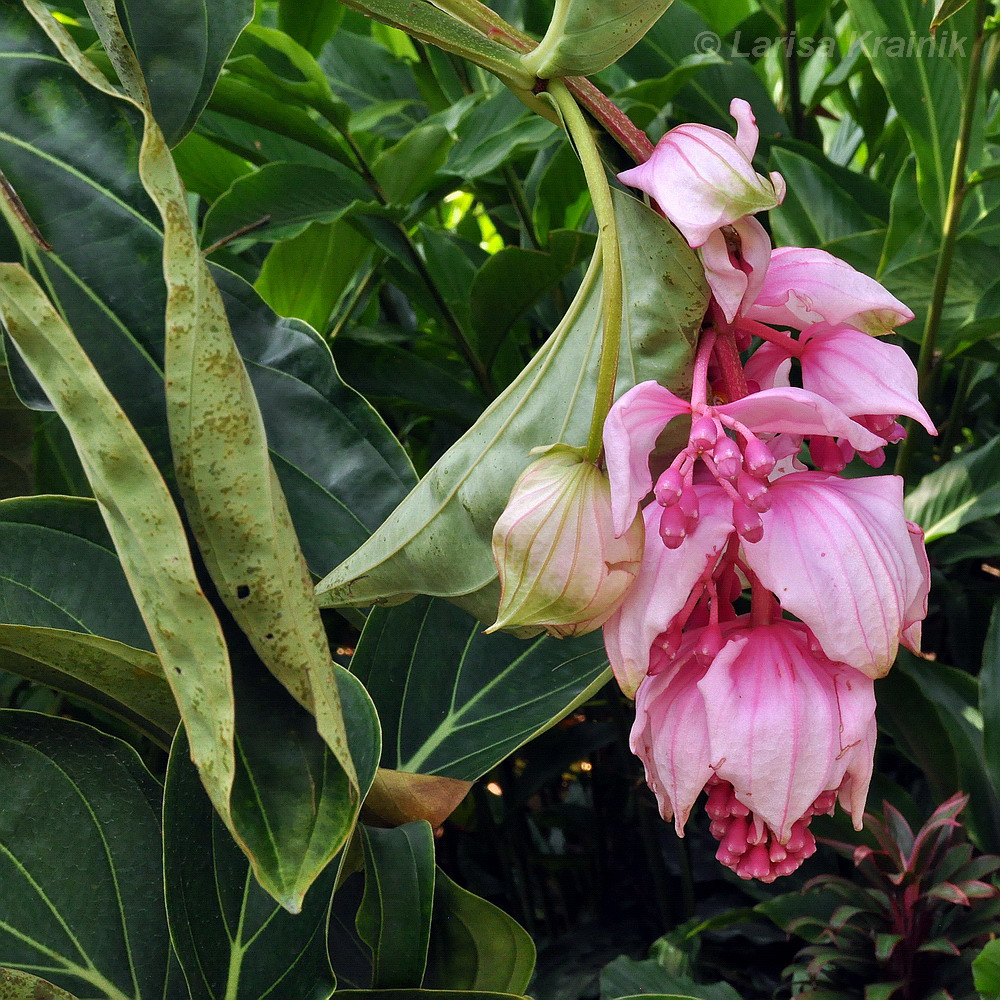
[718, 387, 884, 452]
[631, 658, 714, 834]
[603, 487, 733, 697]
[617, 110, 782, 248]
[603, 380, 690, 536]
[743, 341, 792, 391]
[745, 247, 913, 334]
[730, 98, 759, 160]
[701, 215, 772, 323]
[698, 622, 875, 842]
[837, 712, 878, 831]
[901, 520, 930, 653]
[798, 325, 936, 433]
[743, 473, 927, 677]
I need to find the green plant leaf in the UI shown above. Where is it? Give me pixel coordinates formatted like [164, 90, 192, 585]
[0, 3, 416, 577]
[423, 868, 534, 993]
[278, 0, 345, 55]
[316, 190, 707, 625]
[254, 219, 373, 334]
[974, 937, 1000, 998]
[357, 823, 436, 988]
[324, 0, 534, 90]
[0, 496, 176, 739]
[904, 435, 1000, 541]
[0, 262, 237, 863]
[164, 671, 380, 1000]
[0, 970, 79, 1000]
[894, 650, 1000, 850]
[0, 711, 169, 999]
[599, 956, 741, 1000]
[69, 0, 367, 904]
[768, 147, 881, 248]
[374, 124, 455, 204]
[116, 0, 253, 145]
[614, 2, 785, 139]
[932, 0, 974, 33]
[523, 0, 675, 78]
[845, 0, 967, 226]
[171, 131, 255, 204]
[335, 992, 530, 999]
[470, 229, 596, 364]
[201, 161, 374, 250]
[349, 596, 609, 779]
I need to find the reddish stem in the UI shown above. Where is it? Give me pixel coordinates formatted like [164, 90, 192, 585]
[712, 329, 750, 402]
[734, 318, 803, 354]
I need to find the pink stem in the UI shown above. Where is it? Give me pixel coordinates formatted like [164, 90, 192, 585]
[735, 318, 803, 354]
[712, 329, 750, 402]
[690, 329, 718, 408]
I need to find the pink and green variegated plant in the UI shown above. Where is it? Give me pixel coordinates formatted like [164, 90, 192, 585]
[781, 794, 1000, 999]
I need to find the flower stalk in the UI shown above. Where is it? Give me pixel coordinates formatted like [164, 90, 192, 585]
[548, 79, 624, 464]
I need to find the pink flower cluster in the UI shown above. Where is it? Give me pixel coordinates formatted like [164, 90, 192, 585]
[609, 100, 935, 882]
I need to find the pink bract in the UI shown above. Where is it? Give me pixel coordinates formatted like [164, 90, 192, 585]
[617, 99, 785, 248]
[744, 246, 914, 335]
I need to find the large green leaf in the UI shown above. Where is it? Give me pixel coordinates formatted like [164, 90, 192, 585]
[0, 496, 176, 739]
[423, 869, 534, 994]
[202, 161, 374, 249]
[278, 0, 345, 55]
[349, 596, 609, 779]
[0, 263, 237, 858]
[523, 0, 675, 78]
[846, 0, 967, 225]
[0, 3, 416, 579]
[164, 671, 380, 1000]
[357, 823, 436, 989]
[317, 190, 708, 625]
[0, 712, 170, 999]
[66, 0, 372, 905]
[904, 435, 1000, 541]
[894, 651, 1000, 851]
[116, 0, 254, 145]
[599, 957, 740, 1000]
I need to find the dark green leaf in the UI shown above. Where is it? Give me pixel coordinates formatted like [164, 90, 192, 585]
[171, 131, 255, 204]
[0, 711, 169, 998]
[349, 596, 609, 779]
[357, 823, 436, 989]
[932, 0, 973, 32]
[164, 675, 380, 1000]
[904, 435, 1000, 541]
[979, 601, 1000, 803]
[599, 956, 741, 1000]
[424, 868, 534, 993]
[115, 0, 253, 145]
[768, 147, 880, 248]
[278, 0, 345, 55]
[470, 229, 597, 363]
[202, 161, 374, 250]
[374, 124, 454, 204]
[845, 0, 967, 225]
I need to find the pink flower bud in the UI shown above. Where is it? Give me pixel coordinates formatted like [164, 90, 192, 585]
[689, 416, 718, 453]
[733, 500, 763, 543]
[713, 436, 743, 479]
[617, 99, 785, 249]
[737, 472, 771, 512]
[809, 435, 847, 473]
[654, 467, 685, 506]
[677, 486, 701, 525]
[488, 445, 643, 637]
[658, 504, 688, 549]
[743, 438, 775, 478]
